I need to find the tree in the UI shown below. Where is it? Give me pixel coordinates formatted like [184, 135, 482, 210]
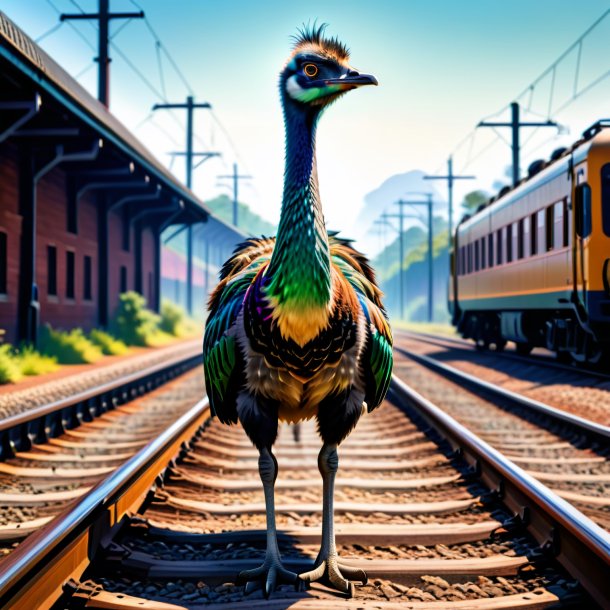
[461, 190, 489, 212]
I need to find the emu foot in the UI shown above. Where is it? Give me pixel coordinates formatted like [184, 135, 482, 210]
[299, 554, 367, 598]
[237, 558, 301, 598]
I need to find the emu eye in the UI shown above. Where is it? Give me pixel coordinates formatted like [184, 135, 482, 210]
[303, 64, 318, 78]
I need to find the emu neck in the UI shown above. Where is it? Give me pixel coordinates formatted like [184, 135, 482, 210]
[267, 105, 331, 344]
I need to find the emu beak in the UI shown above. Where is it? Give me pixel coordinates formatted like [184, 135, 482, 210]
[319, 72, 378, 90]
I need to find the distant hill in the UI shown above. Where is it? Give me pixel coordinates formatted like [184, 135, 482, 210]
[352, 170, 444, 258]
[205, 195, 276, 236]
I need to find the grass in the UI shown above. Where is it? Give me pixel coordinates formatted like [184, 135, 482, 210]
[89, 329, 129, 356]
[39, 325, 103, 364]
[392, 320, 457, 337]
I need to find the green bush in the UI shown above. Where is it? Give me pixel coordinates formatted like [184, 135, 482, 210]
[160, 300, 202, 338]
[15, 344, 59, 376]
[110, 291, 163, 346]
[160, 300, 184, 336]
[0, 344, 21, 383]
[89, 329, 129, 356]
[39, 325, 103, 364]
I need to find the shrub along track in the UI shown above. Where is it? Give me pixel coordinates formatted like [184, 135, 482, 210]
[2, 371, 606, 607]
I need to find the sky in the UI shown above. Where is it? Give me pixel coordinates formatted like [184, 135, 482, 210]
[3, 0, 610, 256]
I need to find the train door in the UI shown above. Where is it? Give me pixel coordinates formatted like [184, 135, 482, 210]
[572, 163, 590, 317]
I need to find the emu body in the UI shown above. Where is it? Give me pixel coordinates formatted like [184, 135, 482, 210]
[203, 25, 393, 598]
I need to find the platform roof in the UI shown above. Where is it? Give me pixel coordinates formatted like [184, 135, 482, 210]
[0, 10, 245, 239]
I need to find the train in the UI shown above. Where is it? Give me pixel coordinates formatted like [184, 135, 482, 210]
[449, 120, 610, 364]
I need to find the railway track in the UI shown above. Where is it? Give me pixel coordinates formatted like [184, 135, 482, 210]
[0, 365, 608, 608]
[398, 329, 610, 385]
[0, 345, 201, 558]
[392, 344, 610, 530]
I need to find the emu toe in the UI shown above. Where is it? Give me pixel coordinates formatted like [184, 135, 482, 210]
[299, 555, 367, 598]
[237, 561, 300, 598]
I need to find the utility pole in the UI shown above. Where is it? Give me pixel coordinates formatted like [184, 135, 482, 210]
[217, 163, 252, 226]
[60, 0, 144, 107]
[374, 217, 399, 316]
[152, 96, 218, 316]
[424, 156, 475, 244]
[380, 211, 405, 320]
[401, 196, 434, 323]
[478, 102, 558, 187]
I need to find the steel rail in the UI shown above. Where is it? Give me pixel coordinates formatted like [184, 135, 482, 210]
[0, 396, 210, 609]
[395, 345, 610, 444]
[0, 341, 202, 459]
[398, 329, 610, 382]
[390, 374, 610, 608]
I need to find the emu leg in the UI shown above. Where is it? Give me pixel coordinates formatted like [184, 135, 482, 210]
[237, 447, 299, 597]
[299, 443, 367, 597]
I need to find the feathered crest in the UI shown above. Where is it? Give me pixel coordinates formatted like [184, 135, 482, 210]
[291, 22, 350, 62]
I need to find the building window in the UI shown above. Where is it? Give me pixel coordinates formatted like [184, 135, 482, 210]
[83, 255, 92, 301]
[488, 232, 494, 268]
[47, 245, 57, 296]
[0, 231, 6, 294]
[122, 207, 130, 252]
[120, 265, 128, 293]
[66, 250, 75, 299]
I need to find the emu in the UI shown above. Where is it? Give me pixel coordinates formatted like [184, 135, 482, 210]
[203, 24, 393, 598]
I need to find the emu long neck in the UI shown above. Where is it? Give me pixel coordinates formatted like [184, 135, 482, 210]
[267, 106, 331, 336]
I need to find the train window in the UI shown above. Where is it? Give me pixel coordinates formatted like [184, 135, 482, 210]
[480, 236, 486, 269]
[546, 206, 554, 250]
[47, 246, 57, 296]
[530, 213, 537, 255]
[517, 219, 524, 259]
[474, 240, 480, 271]
[66, 251, 75, 299]
[575, 183, 592, 238]
[536, 209, 546, 253]
[506, 225, 513, 263]
[553, 202, 564, 249]
[0, 231, 6, 294]
[488, 232, 494, 267]
[523, 216, 531, 258]
[563, 199, 570, 247]
[496, 229, 503, 265]
[120, 265, 128, 293]
[83, 255, 92, 301]
[602, 164, 610, 237]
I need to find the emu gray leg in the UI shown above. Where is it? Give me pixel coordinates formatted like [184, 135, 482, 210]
[299, 443, 367, 597]
[237, 447, 299, 598]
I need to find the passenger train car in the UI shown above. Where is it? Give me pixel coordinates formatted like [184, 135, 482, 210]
[449, 121, 610, 364]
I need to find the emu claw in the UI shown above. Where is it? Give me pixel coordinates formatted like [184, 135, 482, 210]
[237, 562, 299, 598]
[299, 556, 367, 598]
